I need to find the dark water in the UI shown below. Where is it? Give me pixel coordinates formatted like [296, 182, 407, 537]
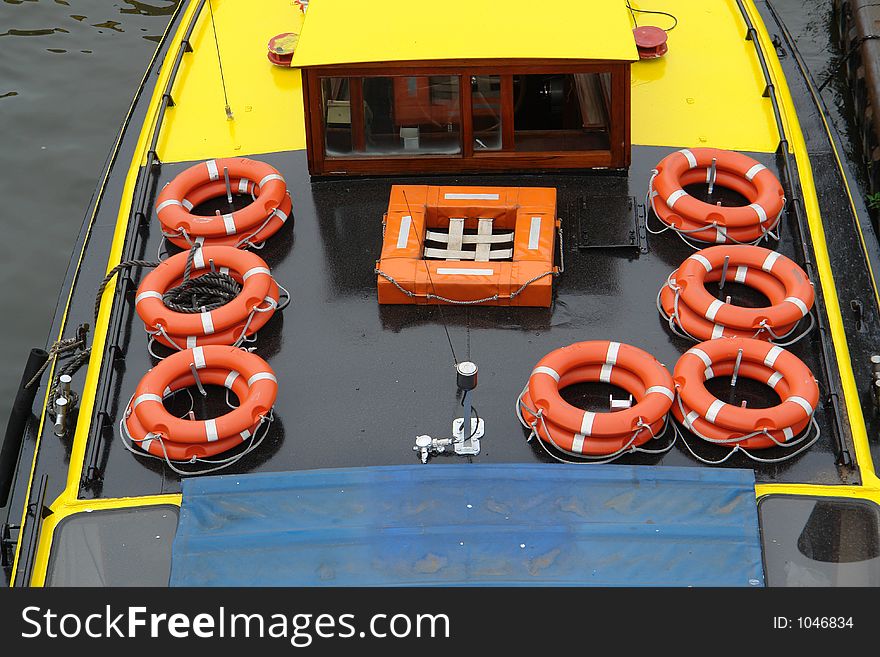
[0, 0, 864, 429]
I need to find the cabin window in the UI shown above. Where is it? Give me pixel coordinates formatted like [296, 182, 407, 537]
[362, 76, 462, 155]
[322, 77, 353, 156]
[512, 73, 611, 152]
[471, 75, 503, 152]
[304, 62, 630, 175]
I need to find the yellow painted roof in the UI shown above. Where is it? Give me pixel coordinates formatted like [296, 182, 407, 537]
[629, 0, 777, 152]
[157, 0, 777, 163]
[292, 0, 639, 67]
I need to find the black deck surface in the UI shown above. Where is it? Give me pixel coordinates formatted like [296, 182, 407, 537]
[83, 145, 859, 499]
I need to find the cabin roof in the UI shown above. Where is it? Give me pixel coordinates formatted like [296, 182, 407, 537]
[291, 0, 640, 68]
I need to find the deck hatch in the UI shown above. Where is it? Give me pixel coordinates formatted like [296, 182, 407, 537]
[574, 194, 646, 252]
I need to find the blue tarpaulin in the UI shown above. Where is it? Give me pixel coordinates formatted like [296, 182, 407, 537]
[170, 464, 763, 586]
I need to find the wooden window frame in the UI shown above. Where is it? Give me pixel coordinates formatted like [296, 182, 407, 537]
[303, 59, 631, 176]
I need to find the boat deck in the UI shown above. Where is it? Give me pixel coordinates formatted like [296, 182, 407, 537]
[86, 144, 856, 498]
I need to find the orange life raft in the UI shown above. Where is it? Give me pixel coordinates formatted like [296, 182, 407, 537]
[156, 157, 291, 249]
[518, 341, 674, 458]
[376, 185, 560, 307]
[135, 245, 280, 349]
[123, 345, 277, 461]
[659, 245, 814, 342]
[649, 148, 785, 244]
[672, 337, 818, 450]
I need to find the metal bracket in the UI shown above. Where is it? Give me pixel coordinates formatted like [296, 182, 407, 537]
[452, 417, 484, 455]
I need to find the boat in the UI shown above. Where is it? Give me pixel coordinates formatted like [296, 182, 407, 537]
[2, 0, 879, 587]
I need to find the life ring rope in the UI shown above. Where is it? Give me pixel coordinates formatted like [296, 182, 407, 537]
[657, 245, 815, 345]
[671, 416, 820, 465]
[646, 147, 787, 247]
[671, 337, 820, 455]
[155, 157, 292, 251]
[515, 387, 677, 464]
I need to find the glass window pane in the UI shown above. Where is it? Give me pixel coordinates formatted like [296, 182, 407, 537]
[760, 496, 880, 587]
[513, 73, 611, 152]
[471, 75, 502, 151]
[363, 76, 461, 155]
[322, 77, 353, 156]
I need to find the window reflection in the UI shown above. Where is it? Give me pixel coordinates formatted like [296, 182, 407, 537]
[512, 73, 611, 152]
[760, 496, 880, 587]
[362, 76, 461, 155]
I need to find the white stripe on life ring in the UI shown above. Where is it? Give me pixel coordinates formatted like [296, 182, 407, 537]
[133, 393, 163, 408]
[782, 426, 794, 441]
[711, 324, 725, 339]
[749, 203, 768, 223]
[186, 336, 197, 349]
[182, 199, 194, 211]
[786, 395, 814, 417]
[156, 199, 183, 213]
[767, 371, 783, 389]
[247, 372, 277, 386]
[735, 265, 748, 283]
[205, 418, 219, 442]
[206, 160, 220, 181]
[705, 299, 725, 322]
[258, 173, 285, 188]
[242, 266, 271, 281]
[135, 290, 163, 304]
[744, 163, 766, 181]
[222, 213, 236, 235]
[580, 411, 595, 436]
[679, 149, 698, 169]
[200, 311, 215, 335]
[645, 385, 674, 401]
[705, 399, 726, 424]
[272, 207, 288, 223]
[689, 254, 712, 272]
[715, 225, 727, 243]
[685, 410, 699, 427]
[704, 366, 715, 380]
[606, 341, 620, 365]
[192, 346, 207, 369]
[240, 429, 251, 440]
[784, 296, 809, 317]
[689, 348, 713, 369]
[764, 345, 784, 368]
[599, 364, 613, 383]
[666, 189, 688, 209]
[532, 366, 560, 382]
[224, 370, 239, 389]
[571, 433, 585, 453]
[761, 251, 781, 272]
[238, 178, 250, 193]
[193, 247, 206, 269]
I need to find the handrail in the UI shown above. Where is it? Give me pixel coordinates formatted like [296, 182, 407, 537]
[734, 0, 852, 468]
[82, 0, 208, 489]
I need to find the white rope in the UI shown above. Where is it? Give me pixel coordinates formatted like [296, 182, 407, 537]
[515, 386, 675, 464]
[646, 170, 783, 248]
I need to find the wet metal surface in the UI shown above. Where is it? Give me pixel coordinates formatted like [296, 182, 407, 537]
[86, 145, 853, 498]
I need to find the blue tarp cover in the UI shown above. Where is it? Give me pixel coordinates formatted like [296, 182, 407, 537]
[170, 464, 763, 586]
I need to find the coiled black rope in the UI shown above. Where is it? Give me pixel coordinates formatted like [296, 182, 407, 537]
[161, 243, 242, 313]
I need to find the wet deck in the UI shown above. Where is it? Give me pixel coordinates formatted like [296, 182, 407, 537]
[83, 144, 857, 499]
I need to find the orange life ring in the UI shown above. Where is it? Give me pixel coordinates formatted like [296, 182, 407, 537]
[659, 245, 813, 341]
[124, 368, 262, 460]
[650, 148, 785, 244]
[673, 338, 818, 449]
[129, 345, 277, 445]
[156, 157, 290, 247]
[136, 246, 278, 348]
[519, 341, 674, 456]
